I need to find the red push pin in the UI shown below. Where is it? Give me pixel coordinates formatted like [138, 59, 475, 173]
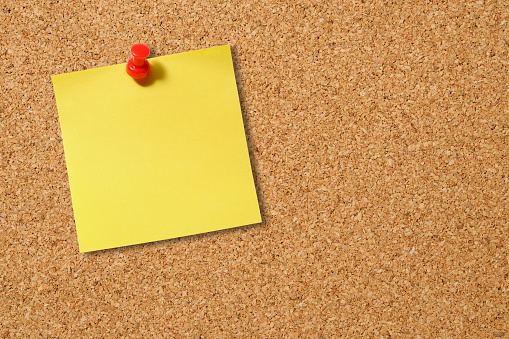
[126, 43, 150, 79]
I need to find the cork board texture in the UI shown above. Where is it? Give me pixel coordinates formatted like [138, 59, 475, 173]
[0, 0, 508, 337]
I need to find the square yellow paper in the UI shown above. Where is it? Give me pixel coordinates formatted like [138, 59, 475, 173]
[52, 45, 261, 252]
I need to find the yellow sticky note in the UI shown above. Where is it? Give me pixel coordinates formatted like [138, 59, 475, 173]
[52, 45, 261, 252]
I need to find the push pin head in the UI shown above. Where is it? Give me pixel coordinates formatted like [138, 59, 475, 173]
[126, 43, 150, 79]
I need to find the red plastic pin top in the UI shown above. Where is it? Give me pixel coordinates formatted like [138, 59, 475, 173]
[126, 43, 150, 79]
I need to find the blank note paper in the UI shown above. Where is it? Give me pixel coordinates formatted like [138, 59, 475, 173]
[52, 45, 261, 252]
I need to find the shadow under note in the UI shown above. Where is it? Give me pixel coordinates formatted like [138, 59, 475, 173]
[230, 45, 267, 227]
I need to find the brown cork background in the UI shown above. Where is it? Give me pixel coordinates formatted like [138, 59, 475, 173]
[0, 0, 508, 337]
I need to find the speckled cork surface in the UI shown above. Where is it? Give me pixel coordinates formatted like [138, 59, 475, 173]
[0, 0, 508, 337]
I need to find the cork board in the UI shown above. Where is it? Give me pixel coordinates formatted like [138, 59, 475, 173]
[0, 0, 507, 337]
